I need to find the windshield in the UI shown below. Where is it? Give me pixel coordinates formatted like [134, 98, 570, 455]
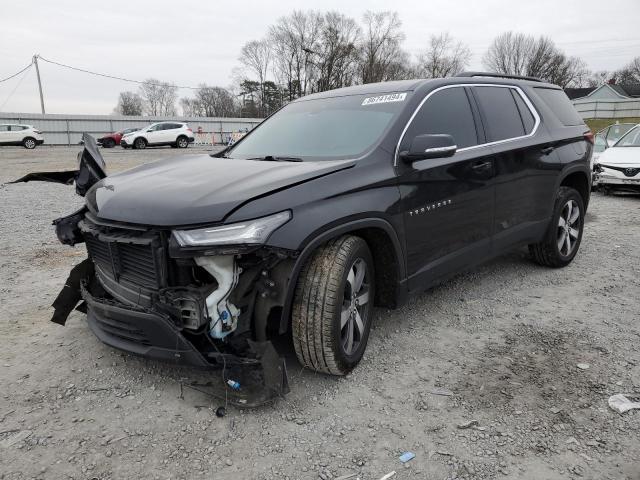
[614, 125, 640, 147]
[226, 93, 410, 160]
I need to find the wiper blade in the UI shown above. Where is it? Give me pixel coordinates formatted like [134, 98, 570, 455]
[247, 155, 303, 162]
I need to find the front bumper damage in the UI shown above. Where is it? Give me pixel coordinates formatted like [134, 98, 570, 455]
[13, 134, 294, 406]
[594, 164, 640, 192]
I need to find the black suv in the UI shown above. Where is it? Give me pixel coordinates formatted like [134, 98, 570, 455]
[19, 72, 592, 399]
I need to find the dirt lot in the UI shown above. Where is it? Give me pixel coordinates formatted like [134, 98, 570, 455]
[1, 146, 639, 480]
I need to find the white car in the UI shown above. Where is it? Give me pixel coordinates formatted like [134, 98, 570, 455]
[0, 124, 44, 149]
[594, 124, 640, 194]
[592, 122, 636, 167]
[120, 122, 194, 149]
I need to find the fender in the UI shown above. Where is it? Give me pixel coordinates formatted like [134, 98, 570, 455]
[553, 163, 591, 211]
[276, 217, 407, 334]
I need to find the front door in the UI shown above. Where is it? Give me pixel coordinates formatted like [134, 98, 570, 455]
[396, 86, 495, 291]
[145, 123, 164, 145]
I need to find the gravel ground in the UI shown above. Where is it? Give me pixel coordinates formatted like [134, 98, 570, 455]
[1, 146, 639, 480]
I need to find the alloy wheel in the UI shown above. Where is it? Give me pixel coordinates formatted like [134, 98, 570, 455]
[557, 199, 581, 256]
[24, 139, 35, 149]
[177, 137, 188, 148]
[340, 258, 370, 356]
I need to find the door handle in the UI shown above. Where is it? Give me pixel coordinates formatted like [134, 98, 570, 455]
[541, 146, 555, 155]
[471, 161, 492, 170]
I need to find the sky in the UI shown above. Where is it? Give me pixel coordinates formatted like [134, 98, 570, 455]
[1, 0, 639, 114]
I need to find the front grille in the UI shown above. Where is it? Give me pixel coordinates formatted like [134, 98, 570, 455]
[601, 164, 640, 177]
[83, 223, 164, 290]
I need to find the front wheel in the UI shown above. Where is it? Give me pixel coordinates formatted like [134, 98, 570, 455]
[292, 235, 375, 375]
[23, 137, 37, 149]
[103, 138, 116, 148]
[529, 186, 585, 268]
[134, 137, 147, 150]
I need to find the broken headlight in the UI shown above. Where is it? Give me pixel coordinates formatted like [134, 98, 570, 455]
[172, 211, 291, 247]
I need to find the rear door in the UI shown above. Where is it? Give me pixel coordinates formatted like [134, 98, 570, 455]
[162, 123, 182, 143]
[396, 86, 495, 290]
[471, 85, 557, 251]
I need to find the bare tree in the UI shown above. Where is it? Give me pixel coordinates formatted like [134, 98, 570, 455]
[179, 97, 201, 117]
[416, 33, 471, 78]
[358, 11, 409, 83]
[239, 40, 271, 115]
[196, 85, 237, 117]
[585, 70, 613, 87]
[138, 78, 178, 116]
[268, 11, 324, 99]
[483, 32, 588, 87]
[114, 91, 143, 116]
[616, 57, 640, 84]
[313, 12, 361, 91]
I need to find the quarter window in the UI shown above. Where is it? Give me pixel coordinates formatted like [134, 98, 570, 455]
[474, 86, 526, 141]
[402, 87, 479, 150]
[512, 90, 536, 134]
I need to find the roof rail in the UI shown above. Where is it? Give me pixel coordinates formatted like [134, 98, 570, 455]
[456, 71, 544, 83]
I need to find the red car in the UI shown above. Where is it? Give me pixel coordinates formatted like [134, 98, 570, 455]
[97, 127, 139, 148]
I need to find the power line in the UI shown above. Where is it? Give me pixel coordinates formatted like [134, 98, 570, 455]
[0, 64, 32, 111]
[37, 55, 204, 90]
[0, 61, 34, 83]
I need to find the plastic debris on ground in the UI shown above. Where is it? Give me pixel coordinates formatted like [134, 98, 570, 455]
[608, 394, 640, 413]
[457, 419, 479, 429]
[399, 451, 415, 463]
[379, 472, 396, 480]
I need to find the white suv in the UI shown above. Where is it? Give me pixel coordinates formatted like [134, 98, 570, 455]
[0, 124, 44, 149]
[120, 122, 194, 149]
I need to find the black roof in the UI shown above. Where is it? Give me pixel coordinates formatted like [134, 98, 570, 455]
[564, 87, 595, 100]
[298, 75, 557, 102]
[618, 84, 640, 97]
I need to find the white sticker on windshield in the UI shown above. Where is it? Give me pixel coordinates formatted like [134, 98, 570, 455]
[362, 93, 407, 106]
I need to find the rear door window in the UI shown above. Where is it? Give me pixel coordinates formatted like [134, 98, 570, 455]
[534, 87, 583, 126]
[473, 86, 526, 141]
[402, 87, 479, 150]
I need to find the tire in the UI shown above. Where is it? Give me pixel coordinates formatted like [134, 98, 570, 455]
[134, 137, 147, 150]
[103, 138, 116, 148]
[292, 235, 375, 375]
[23, 137, 37, 149]
[176, 136, 189, 148]
[529, 186, 585, 268]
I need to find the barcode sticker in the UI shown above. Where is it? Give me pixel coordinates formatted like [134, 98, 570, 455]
[362, 93, 407, 106]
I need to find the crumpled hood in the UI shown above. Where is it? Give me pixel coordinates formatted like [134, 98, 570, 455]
[598, 147, 640, 166]
[89, 155, 354, 226]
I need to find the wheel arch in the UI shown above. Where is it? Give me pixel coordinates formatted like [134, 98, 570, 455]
[277, 217, 406, 334]
[558, 168, 590, 211]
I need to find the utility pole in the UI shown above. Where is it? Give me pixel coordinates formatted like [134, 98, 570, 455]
[33, 54, 45, 114]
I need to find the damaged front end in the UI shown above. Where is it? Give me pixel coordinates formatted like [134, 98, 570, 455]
[15, 134, 295, 405]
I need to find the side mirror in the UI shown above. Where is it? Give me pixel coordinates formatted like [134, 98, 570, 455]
[399, 134, 457, 163]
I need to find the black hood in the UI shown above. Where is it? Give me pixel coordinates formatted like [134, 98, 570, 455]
[89, 155, 354, 226]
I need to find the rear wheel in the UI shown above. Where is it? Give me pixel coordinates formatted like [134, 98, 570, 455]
[292, 235, 375, 375]
[23, 137, 36, 149]
[134, 137, 147, 150]
[176, 136, 189, 148]
[529, 186, 584, 268]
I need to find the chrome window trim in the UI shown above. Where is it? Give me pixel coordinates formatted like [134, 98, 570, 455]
[394, 83, 541, 166]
